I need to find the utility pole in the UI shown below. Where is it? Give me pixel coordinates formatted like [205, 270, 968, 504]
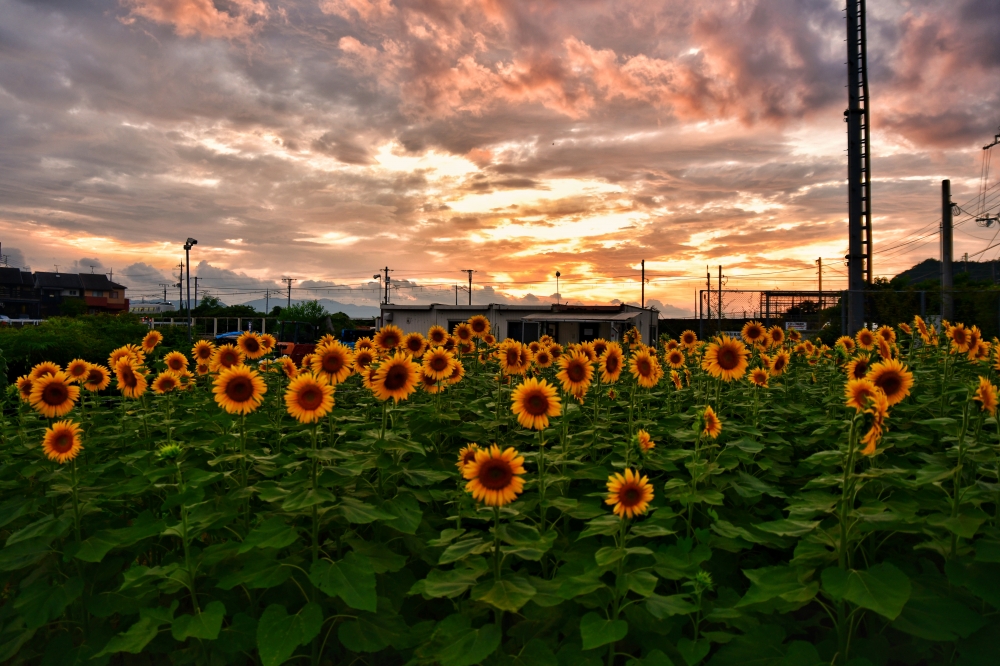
[816, 258, 823, 310]
[282, 277, 296, 310]
[159, 283, 169, 303]
[555, 271, 561, 305]
[641, 259, 645, 308]
[193, 277, 199, 307]
[455, 285, 459, 305]
[176, 262, 184, 312]
[183, 238, 197, 342]
[380, 267, 392, 305]
[718, 265, 723, 333]
[705, 267, 711, 323]
[460, 270, 475, 305]
[845, 0, 872, 334]
[265, 289, 270, 314]
[942, 179, 954, 320]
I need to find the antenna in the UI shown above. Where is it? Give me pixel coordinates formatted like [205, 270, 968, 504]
[460, 269, 475, 306]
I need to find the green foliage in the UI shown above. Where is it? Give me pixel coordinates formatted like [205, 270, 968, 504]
[58, 298, 88, 317]
[2, 320, 999, 665]
[0, 314, 148, 379]
[277, 299, 328, 325]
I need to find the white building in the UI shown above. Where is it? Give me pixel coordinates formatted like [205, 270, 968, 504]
[379, 303, 657, 346]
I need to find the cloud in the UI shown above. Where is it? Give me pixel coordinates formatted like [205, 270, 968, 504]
[121, 0, 271, 39]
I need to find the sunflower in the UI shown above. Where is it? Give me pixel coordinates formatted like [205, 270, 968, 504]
[914, 316, 929, 339]
[876, 326, 896, 344]
[422, 347, 457, 381]
[164, 351, 189, 373]
[577, 342, 597, 363]
[455, 443, 481, 470]
[300, 353, 318, 370]
[192, 340, 215, 362]
[446, 360, 466, 385]
[458, 340, 475, 355]
[318, 334, 338, 347]
[311, 342, 354, 384]
[769, 351, 790, 376]
[534, 347, 553, 368]
[966, 326, 983, 360]
[548, 343, 564, 360]
[16, 375, 33, 402]
[845, 354, 871, 380]
[196, 362, 211, 376]
[462, 445, 526, 507]
[670, 369, 682, 390]
[867, 358, 913, 406]
[974, 376, 999, 417]
[835, 336, 856, 353]
[898, 322, 912, 335]
[701, 336, 749, 382]
[237, 332, 267, 360]
[741, 321, 766, 346]
[260, 333, 277, 353]
[82, 365, 111, 392]
[973, 340, 991, 362]
[948, 324, 970, 353]
[528, 341, 541, 354]
[447, 322, 470, 345]
[877, 338, 893, 360]
[629, 349, 662, 388]
[213, 365, 267, 415]
[749, 368, 769, 388]
[787, 329, 802, 343]
[483, 333, 497, 346]
[556, 351, 594, 398]
[684, 369, 692, 386]
[424, 325, 446, 346]
[352, 348, 375, 371]
[518, 343, 533, 370]
[210, 344, 245, 372]
[284, 373, 335, 423]
[605, 469, 654, 519]
[403, 332, 428, 358]
[854, 328, 875, 351]
[637, 429, 655, 453]
[152, 371, 181, 394]
[419, 368, 445, 393]
[109, 344, 144, 369]
[442, 336, 458, 354]
[702, 406, 722, 439]
[511, 377, 561, 430]
[372, 352, 421, 403]
[679, 330, 698, 348]
[115, 359, 147, 399]
[844, 378, 881, 411]
[30, 371, 79, 418]
[597, 343, 624, 383]
[860, 389, 890, 456]
[466, 315, 489, 338]
[665, 349, 685, 370]
[41, 420, 84, 464]
[499, 341, 530, 375]
[29, 361, 61, 380]
[65, 359, 91, 383]
[355, 337, 375, 351]
[664, 340, 679, 352]
[767, 326, 785, 348]
[142, 330, 163, 353]
[591, 339, 609, 359]
[362, 364, 379, 391]
[175, 369, 196, 391]
[374, 324, 404, 351]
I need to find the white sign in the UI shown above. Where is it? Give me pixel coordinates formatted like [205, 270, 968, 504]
[785, 321, 808, 331]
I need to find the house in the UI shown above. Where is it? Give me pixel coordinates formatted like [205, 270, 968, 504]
[34, 272, 129, 316]
[379, 303, 658, 346]
[0, 268, 40, 319]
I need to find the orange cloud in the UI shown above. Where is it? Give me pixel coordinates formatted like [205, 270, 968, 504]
[121, 0, 270, 39]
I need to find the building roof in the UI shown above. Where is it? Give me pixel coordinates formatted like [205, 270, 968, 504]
[0, 268, 33, 286]
[33, 272, 83, 289]
[520, 311, 642, 323]
[80, 274, 126, 291]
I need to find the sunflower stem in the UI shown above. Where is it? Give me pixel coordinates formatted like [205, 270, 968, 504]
[950, 396, 972, 557]
[537, 430, 547, 537]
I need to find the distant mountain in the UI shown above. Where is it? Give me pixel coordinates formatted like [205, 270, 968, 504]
[894, 258, 1000, 285]
[240, 297, 381, 319]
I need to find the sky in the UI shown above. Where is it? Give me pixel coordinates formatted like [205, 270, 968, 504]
[1, 0, 999, 317]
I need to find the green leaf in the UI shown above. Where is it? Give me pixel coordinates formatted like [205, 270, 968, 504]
[677, 638, 710, 666]
[737, 566, 818, 607]
[821, 563, 911, 620]
[417, 566, 488, 598]
[309, 552, 377, 612]
[512, 638, 560, 666]
[239, 518, 299, 553]
[93, 616, 164, 657]
[439, 538, 493, 565]
[256, 603, 323, 666]
[627, 650, 676, 666]
[754, 519, 820, 537]
[380, 494, 423, 533]
[346, 537, 407, 573]
[434, 620, 502, 666]
[471, 576, 537, 612]
[171, 600, 226, 641]
[5, 514, 72, 546]
[215, 613, 258, 655]
[579, 612, 628, 650]
[645, 593, 698, 618]
[891, 585, 985, 641]
[595, 546, 625, 567]
[338, 497, 396, 524]
[625, 571, 659, 597]
[14, 577, 84, 630]
[75, 513, 166, 563]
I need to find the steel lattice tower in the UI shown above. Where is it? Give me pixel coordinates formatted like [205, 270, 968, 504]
[845, 0, 872, 334]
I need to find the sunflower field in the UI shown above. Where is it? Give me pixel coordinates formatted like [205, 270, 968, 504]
[2, 316, 999, 665]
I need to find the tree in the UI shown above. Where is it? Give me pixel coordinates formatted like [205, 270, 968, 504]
[59, 299, 88, 317]
[278, 300, 328, 325]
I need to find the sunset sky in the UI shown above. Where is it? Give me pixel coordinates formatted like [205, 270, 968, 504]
[1, 0, 998, 316]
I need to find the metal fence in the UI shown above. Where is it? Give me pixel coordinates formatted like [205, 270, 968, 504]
[148, 317, 278, 338]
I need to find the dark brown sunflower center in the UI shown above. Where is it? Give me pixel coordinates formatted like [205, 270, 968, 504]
[717, 347, 739, 370]
[168, 359, 184, 370]
[774, 357, 786, 371]
[537, 352, 549, 363]
[471, 320, 486, 333]
[407, 339, 423, 352]
[621, 486, 641, 505]
[244, 338, 261, 353]
[355, 354, 372, 368]
[637, 359, 651, 376]
[463, 451, 477, 464]
[299, 386, 322, 410]
[479, 460, 513, 489]
[322, 354, 344, 373]
[52, 433, 73, 453]
[567, 363, 587, 383]
[852, 360, 867, 378]
[506, 349, 519, 366]
[121, 369, 138, 388]
[225, 376, 253, 402]
[430, 356, 449, 372]
[431, 333, 445, 343]
[383, 365, 409, 391]
[874, 372, 901, 398]
[198, 348, 211, 360]
[220, 352, 238, 367]
[605, 355, 620, 373]
[747, 327, 761, 339]
[594, 343, 607, 356]
[381, 333, 400, 348]
[525, 391, 549, 415]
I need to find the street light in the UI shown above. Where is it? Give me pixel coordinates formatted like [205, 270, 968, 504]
[183, 238, 198, 342]
[555, 271, 561, 305]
